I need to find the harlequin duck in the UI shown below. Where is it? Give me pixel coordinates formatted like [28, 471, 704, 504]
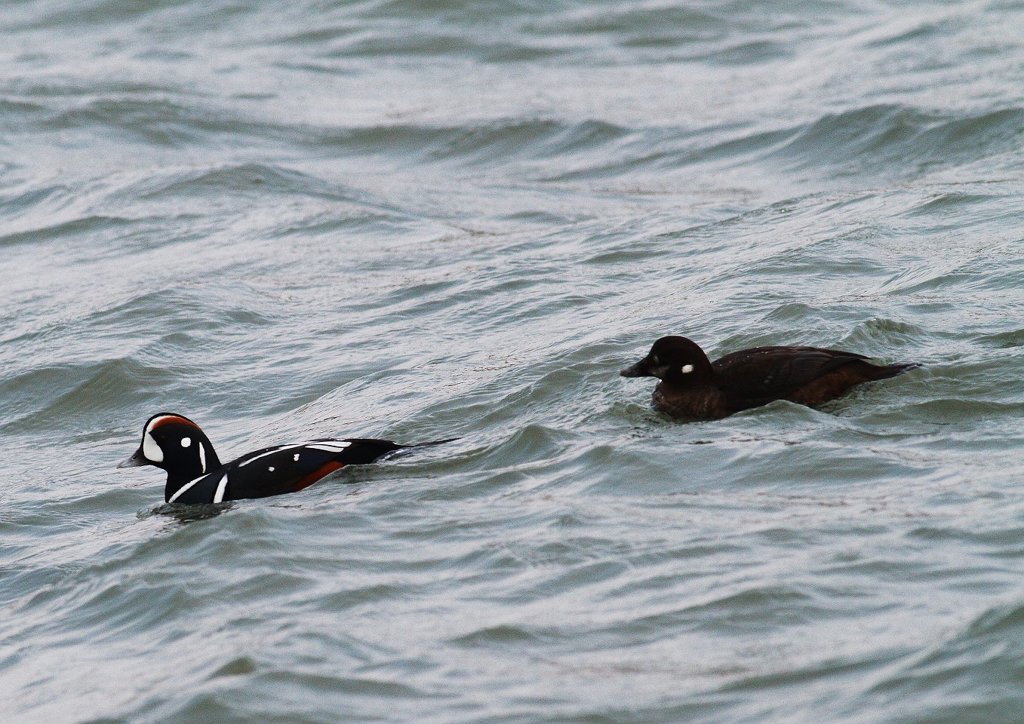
[119, 413, 451, 504]
[620, 335, 917, 420]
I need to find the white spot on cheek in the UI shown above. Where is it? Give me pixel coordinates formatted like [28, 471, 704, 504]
[293, 454, 300, 462]
[143, 432, 163, 463]
[268, 466, 275, 472]
[181, 437, 191, 448]
[681, 364, 695, 374]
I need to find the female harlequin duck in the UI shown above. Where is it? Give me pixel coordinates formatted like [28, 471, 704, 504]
[620, 335, 917, 420]
[119, 413, 449, 504]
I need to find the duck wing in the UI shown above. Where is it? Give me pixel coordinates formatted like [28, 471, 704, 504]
[712, 346, 870, 409]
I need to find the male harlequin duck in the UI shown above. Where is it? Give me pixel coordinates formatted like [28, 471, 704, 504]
[620, 335, 917, 420]
[119, 413, 450, 504]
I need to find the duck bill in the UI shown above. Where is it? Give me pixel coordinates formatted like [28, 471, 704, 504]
[117, 447, 147, 468]
[619, 357, 652, 378]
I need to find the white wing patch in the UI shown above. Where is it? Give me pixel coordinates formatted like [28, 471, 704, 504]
[306, 442, 352, 453]
[238, 445, 292, 468]
[238, 441, 349, 468]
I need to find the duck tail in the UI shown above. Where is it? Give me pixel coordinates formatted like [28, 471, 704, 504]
[403, 437, 460, 448]
[866, 361, 920, 380]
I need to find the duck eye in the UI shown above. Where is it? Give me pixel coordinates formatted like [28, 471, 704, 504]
[651, 355, 660, 365]
[181, 437, 192, 448]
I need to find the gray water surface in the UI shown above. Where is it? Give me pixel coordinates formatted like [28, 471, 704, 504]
[3, 1, 1024, 721]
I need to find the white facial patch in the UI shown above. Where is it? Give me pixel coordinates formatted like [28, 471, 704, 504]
[681, 364, 695, 374]
[293, 454, 300, 462]
[181, 437, 192, 448]
[268, 466, 275, 472]
[142, 432, 164, 463]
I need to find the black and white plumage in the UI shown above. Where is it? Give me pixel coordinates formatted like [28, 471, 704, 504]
[119, 413, 447, 504]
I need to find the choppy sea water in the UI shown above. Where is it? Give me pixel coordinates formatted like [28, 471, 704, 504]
[3, 0, 1024, 720]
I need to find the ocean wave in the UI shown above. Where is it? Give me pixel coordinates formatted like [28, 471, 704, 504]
[772, 105, 1024, 177]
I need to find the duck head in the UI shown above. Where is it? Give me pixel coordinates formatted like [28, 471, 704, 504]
[620, 336, 715, 384]
[119, 413, 221, 481]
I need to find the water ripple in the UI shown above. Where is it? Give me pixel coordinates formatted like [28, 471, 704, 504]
[4, 0, 1024, 721]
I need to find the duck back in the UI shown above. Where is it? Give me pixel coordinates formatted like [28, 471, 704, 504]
[712, 346, 913, 411]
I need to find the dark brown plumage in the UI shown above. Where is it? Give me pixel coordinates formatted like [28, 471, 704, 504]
[620, 335, 917, 420]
